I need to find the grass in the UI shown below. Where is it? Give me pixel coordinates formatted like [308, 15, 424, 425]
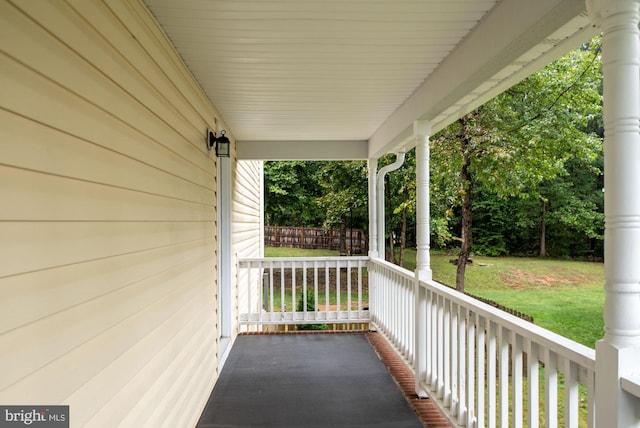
[428, 252, 604, 348]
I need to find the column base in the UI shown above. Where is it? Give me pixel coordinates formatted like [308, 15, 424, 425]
[595, 340, 640, 427]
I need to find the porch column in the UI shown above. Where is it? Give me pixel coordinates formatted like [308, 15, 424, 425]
[414, 120, 432, 281]
[587, 0, 640, 426]
[414, 120, 431, 398]
[368, 158, 379, 258]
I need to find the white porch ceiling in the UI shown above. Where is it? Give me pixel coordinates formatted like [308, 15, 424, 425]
[143, 0, 597, 160]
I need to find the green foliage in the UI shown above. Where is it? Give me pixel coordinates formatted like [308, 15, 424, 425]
[296, 292, 329, 331]
[472, 193, 509, 256]
[264, 161, 325, 226]
[429, 37, 603, 258]
[317, 161, 368, 230]
[264, 160, 369, 233]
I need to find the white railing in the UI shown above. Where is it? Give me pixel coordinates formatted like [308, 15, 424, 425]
[237, 257, 369, 326]
[369, 258, 416, 368]
[238, 256, 597, 427]
[368, 258, 596, 428]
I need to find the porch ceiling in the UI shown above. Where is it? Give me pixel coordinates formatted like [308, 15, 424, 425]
[143, 0, 596, 160]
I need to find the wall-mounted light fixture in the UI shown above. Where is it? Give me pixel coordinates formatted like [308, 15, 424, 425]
[206, 128, 231, 157]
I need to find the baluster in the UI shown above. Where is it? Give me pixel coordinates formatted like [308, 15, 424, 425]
[291, 260, 296, 322]
[269, 260, 274, 321]
[526, 340, 539, 428]
[586, 369, 596, 427]
[313, 260, 319, 319]
[499, 327, 509, 428]
[432, 292, 439, 392]
[358, 259, 363, 318]
[280, 261, 285, 316]
[443, 296, 452, 408]
[545, 349, 558, 427]
[487, 321, 496, 428]
[248, 261, 253, 324]
[393, 272, 399, 346]
[336, 260, 341, 320]
[415, 281, 428, 397]
[467, 310, 476, 427]
[512, 333, 523, 428]
[458, 306, 467, 425]
[303, 260, 308, 321]
[451, 302, 459, 416]
[347, 259, 352, 321]
[564, 359, 579, 428]
[325, 262, 330, 315]
[409, 277, 415, 363]
[437, 293, 445, 399]
[426, 288, 433, 387]
[477, 315, 486, 428]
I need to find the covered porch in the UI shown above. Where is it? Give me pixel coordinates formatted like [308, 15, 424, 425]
[2, 0, 640, 427]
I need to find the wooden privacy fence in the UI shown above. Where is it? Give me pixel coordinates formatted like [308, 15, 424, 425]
[265, 225, 368, 254]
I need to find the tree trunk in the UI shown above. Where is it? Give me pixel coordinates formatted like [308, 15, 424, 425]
[339, 215, 347, 256]
[539, 199, 547, 257]
[456, 117, 473, 293]
[399, 187, 407, 268]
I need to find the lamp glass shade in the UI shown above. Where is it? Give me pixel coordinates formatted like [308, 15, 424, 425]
[215, 135, 231, 157]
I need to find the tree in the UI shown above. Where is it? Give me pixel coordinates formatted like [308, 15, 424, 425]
[432, 38, 603, 292]
[316, 161, 368, 254]
[264, 161, 325, 227]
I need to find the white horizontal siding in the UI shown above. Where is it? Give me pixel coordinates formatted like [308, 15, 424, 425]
[0, 0, 231, 426]
[234, 160, 264, 332]
[233, 160, 263, 259]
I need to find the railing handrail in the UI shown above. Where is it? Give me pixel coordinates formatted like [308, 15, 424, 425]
[239, 256, 369, 263]
[422, 277, 596, 369]
[237, 255, 370, 328]
[369, 256, 415, 279]
[369, 256, 597, 427]
[367, 257, 595, 367]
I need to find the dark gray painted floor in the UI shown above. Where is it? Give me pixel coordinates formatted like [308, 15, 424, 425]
[197, 334, 423, 428]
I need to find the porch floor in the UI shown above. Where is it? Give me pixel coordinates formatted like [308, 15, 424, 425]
[196, 332, 450, 428]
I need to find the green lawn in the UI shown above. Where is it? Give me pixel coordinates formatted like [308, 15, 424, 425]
[265, 246, 605, 348]
[398, 249, 605, 348]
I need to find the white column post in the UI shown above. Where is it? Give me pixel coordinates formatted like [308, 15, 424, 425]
[587, 1, 640, 426]
[414, 120, 432, 398]
[368, 158, 379, 258]
[415, 120, 432, 282]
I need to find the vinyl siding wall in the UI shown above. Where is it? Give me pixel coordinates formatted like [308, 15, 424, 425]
[234, 161, 263, 259]
[234, 160, 264, 333]
[0, 0, 243, 426]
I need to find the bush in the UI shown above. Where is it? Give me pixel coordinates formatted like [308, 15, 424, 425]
[296, 292, 328, 331]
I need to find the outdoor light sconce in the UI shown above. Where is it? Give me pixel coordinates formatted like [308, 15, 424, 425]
[206, 128, 231, 157]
